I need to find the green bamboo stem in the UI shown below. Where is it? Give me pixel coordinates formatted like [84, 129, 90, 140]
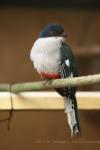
[0, 74, 100, 92]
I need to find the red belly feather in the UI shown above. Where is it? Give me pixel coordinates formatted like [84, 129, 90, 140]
[40, 72, 61, 79]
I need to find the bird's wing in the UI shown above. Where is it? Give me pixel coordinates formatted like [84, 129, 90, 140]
[60, 42, 78, 78]
[58, 42, 78, 95]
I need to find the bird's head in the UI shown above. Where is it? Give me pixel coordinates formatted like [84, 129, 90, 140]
[39, 23, 68, 38]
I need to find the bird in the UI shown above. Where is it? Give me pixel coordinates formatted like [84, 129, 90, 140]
[30, 23, 80, 137]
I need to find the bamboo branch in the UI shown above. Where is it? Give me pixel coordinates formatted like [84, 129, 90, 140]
[0, 74, 100, 92]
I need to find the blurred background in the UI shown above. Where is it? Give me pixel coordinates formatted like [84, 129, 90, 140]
[0, 1, 100, 150]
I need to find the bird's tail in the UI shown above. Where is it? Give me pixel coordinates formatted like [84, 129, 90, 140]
[63, 96, 80, 137]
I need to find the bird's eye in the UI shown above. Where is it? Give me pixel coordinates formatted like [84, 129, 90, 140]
[50, 31, 54, 34]
[49, 30, 58, 36]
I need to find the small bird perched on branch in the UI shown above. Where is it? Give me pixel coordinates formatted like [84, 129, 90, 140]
[30, 23, 80, 136]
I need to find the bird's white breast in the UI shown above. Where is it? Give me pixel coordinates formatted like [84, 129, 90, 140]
[30, 37, 63, 74]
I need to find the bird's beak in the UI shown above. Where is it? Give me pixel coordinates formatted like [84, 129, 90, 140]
[61, 32, 68, 37]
